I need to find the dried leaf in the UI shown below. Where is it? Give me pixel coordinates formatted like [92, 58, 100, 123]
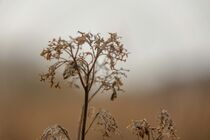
[110, 88, 117, 101]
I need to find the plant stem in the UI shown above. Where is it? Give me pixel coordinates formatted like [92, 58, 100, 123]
[148, 133, 150, 140]
[77, 106, 84, 140]
[85, 112, 99, 135]
[81, 88, 89, 140]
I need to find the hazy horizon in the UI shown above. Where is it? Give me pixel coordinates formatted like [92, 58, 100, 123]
[1, 0, 210, 90]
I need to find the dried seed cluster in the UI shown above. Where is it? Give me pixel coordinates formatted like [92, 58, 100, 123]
[154, 109, 178, 140]
[40, 31, 128, 100]
[127, 119, 150, 139]
[40, 124, 70, 140]
[95, 109, 120, 138]
[127, 109, 178, 140]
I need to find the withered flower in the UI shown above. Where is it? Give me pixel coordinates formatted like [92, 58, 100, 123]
[40, 31, 128, 98]
[127, 119, 150, 139]
[127, 109, 178, 140]
[95, 109, 120, 138]
[40, 31, 128, 140]
[40, 124, 70, 140]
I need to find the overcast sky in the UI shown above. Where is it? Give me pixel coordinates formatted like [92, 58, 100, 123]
[0, 0, 210, 89]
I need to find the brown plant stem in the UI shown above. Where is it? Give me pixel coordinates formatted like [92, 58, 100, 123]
[77, 106, 84, 140]
[85, 112, 99, 135]
[81, 88, 89, 140]
[88, 85, 103, 102]
[77, 85, 103, 140]
[148, 132, 150, 140]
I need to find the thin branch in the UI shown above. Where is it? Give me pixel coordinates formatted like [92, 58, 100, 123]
[64, 48, 73, 57]
[76, 61, 86, 89]
[88, 64, 95, 92]
[75, 44, 80, 57]
[85, 112, 99, 135]
[88, 40, 96, 58]
[79, 65, 88, 76]
[88, 84, 103, 102]
[69, 44, 86, 89]
[78, 58, 90, 73]
[54, 61, 68, 69]
[88, 49, 100, 75]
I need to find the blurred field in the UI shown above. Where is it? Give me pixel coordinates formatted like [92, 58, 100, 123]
[0, 61, 210, 140]
[1, 0, 210, 139]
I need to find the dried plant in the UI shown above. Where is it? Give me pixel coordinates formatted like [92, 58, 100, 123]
[127, 109, 178, 140]
[40, 31, 128, 140]
[95, 109, 120, 138]
[40, 31, 178, 140]
[86, 108, 120, 139]
[127, 119, 150, 139]
[40, 124, 70, 140]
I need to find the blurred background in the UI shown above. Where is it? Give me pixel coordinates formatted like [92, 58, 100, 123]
[0, 0, 210, 140]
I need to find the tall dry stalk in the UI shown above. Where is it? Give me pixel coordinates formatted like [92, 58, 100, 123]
[40, 31, 128, 140]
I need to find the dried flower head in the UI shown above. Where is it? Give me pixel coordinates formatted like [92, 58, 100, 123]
[40, 31, 128, 100]
[95, 109, 120, 138]
[154, 109, 178, 140]
[127, 119, 150, 139]
[40, 124, 70, 140]
[127, 109, 178, 140]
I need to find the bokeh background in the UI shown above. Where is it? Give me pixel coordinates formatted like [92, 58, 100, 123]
[0, 0, 210, 140]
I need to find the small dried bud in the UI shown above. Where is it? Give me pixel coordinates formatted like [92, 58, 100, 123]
[110, 88, 117, 101]
[76, 36, 86, 45]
